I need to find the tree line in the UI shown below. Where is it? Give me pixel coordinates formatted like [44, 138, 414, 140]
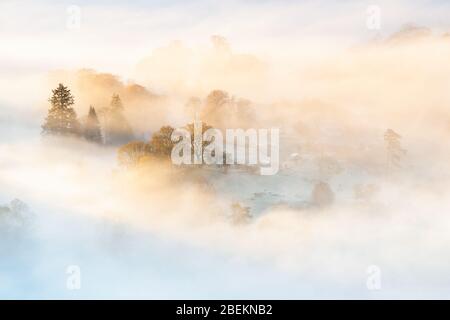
[42, 84, 406, 175]
[42, 83, 134, 145]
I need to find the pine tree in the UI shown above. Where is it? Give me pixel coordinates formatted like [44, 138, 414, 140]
[83, 106, 103, 144]
[42, 83, 80, 136]
[384, 129, 406, 173]
[311, 181, 334, 207]
[104, 94, 134, 145]
[110, 94, 123, 112]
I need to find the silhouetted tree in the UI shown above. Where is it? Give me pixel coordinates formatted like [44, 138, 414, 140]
[42, 83, 80, 136]
[104, 94, 134, 145]
[83, 106, 102, 144]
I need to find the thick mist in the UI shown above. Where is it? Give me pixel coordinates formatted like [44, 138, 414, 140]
[1, 1, 450, 299]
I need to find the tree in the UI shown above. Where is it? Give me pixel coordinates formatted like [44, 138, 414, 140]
[104, 94, 134, 145]
[200, 90, 230, 126]
[117, 141, 152, 167]
[148, 123, 224, 164]
[311, 181, 334, 207]
[200, 90, 254, 128]
[111, 94, 123, 111]
[42, 83, 80, 136]
[211, 35, 231, 53]
[384, 129, 406, 173]
[117, 126, 177, 168]
[230, 202, 251, 225]
[184, 122, 213, 158]
[83, 106, 102, 144]
[0, 199, 33, 233]
[206, 90, 229, 106]
[149, 126, 175, 158]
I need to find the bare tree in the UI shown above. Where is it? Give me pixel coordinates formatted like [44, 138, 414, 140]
[117, 141, 152, 167]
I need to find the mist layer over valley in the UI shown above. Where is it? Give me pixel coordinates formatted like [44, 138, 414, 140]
[1, 0, 450, 299]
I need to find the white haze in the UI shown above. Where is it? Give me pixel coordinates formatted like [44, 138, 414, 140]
[1, 0, 450, 299]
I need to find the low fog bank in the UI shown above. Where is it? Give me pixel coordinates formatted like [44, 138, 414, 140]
[1, 133, 450, 298]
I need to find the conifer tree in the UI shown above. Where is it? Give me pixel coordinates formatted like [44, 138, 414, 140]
[384, 129, 406, 173]
[311, 181, 334, 207]
[83, 106, 103, 144]
[104, 94, 134, 145]
[42, 83, 80, 136]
